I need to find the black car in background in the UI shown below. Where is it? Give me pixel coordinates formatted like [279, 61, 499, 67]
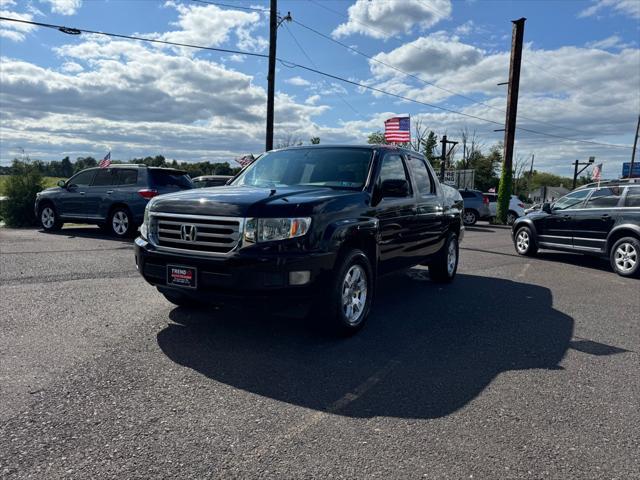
[192, 175, 233, 188]
[35, 165, 193, 237]
[512, 179, 640, 277]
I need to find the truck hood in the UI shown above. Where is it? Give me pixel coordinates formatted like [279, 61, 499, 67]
[149, 185, 367, 218]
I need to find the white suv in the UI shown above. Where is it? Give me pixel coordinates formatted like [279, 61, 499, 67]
[483, 193, 526, 225]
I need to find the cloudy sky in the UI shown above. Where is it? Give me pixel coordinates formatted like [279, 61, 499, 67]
[0, 0, 639, 177]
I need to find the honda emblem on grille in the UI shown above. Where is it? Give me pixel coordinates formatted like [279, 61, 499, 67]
[180, 224, 197, 242]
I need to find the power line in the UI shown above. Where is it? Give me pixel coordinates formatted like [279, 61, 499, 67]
[0, 15, 634, 151]
[189, 0, 268, 13]
[282, 22, 361, 115]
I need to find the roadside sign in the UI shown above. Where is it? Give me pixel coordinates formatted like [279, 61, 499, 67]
[622, 162, 640, 178]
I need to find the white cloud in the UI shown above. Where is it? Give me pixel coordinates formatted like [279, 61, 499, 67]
[332, 0, 452, 40]
[285, 76, 311, 86]
[154, 2, 267, 53]
[305, 95, 321, 105]
[41, 0, 82, 15]
[579, 0, 640, 19]
[60, 61, 84, 73]
[0, 9, 36, 42]
[369, 33, 484, 78]
[586, 35, 634, 50]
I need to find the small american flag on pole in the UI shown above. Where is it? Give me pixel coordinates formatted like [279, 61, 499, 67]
[591, 163, 603, 181]
[384, 114, 410, 143]
[235, 154, 255, 168]
[98, 152, 111, 168]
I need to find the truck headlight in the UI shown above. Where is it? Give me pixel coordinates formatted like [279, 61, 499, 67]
[244, 217, 311, 243]
[140, 203, 151, 239]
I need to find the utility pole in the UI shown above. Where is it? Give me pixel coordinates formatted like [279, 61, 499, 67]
[439, 135, 458, 183]
[572, 157, 595, 189]
[265, 0, 278, 152]
[496, 17, 525, 223]
[630, 114, 640, 178]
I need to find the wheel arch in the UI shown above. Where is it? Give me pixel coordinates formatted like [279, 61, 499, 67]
[324, 218, 379, 274]
[606, 225, 640, 254]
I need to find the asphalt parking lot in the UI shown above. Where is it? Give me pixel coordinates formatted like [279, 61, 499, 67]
[1, 225, 638, 479]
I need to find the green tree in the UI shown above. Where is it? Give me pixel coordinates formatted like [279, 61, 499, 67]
[310, 137, 320, 144]
[367, 131, 387, 145]
[423, 131, 439, 169]
[0, 160, 44, 227]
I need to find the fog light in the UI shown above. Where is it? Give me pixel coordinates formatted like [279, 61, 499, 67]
[289, 270, 311, 285]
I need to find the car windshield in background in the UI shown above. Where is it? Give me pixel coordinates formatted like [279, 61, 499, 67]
[149, 170, 192, 189]
[233, 148, 373, 190]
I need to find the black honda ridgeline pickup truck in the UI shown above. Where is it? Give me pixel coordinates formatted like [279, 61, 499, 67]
[135, 145, 464, 334]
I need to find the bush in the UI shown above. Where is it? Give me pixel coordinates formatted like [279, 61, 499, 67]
[0, 160, 45, 227]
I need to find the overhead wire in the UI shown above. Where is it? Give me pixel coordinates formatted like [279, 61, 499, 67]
[0, 15, 633, 150]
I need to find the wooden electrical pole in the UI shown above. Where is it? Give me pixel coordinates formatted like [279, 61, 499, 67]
[265, 0, 278, 152]
[497, 17, 526, 223]
[439, 135, 458, 183]
[630, 114, 640, 178]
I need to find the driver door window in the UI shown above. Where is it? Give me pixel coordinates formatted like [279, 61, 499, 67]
[553, 189, 591, 210]
[378, 154, 411, 197]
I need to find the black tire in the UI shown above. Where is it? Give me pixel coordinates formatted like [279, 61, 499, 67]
[320, 249, 374, 336]
[429, 232, 459, 283]
[108, 206, 134, 238]
[609, 237, 640, 278]
[506, 211, 518, 226]
[514, 226, 538, 256]
[463, 209, 478, 226]
[38, 203, 63, 231]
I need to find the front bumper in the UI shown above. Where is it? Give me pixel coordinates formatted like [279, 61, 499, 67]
[134, 237, 337, 310]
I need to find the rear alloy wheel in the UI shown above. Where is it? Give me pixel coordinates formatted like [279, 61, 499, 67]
[610, 237, 640, 278]
[506, 211, 517, 226]
[39, 204, 63, 231]
[109, 208, 133, 238]
[429, 232, 459, 283]
[463, 209, 478, 226]
[514, 226, 537, 257]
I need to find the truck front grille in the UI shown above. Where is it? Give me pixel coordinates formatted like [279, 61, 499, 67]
[151, 213, 242, 256]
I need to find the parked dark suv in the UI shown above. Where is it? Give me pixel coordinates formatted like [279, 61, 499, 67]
[135, 145, 464, 334]
[35, 165, 192, 237]
[512, 179, 640, 277]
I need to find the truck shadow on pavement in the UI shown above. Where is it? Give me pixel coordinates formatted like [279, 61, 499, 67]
[157, 272, 586, 419]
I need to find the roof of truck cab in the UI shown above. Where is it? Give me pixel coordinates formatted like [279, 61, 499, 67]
[271, 144, 425, 157]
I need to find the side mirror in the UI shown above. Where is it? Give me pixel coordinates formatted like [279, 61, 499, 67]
[57, 180, 66, 188]
[381, 179, 409, 198]
[542, 202, 552, 214]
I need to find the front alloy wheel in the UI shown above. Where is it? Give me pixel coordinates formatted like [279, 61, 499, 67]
[39, 205, 62, 231]
[514, 226, 537, 256]
[341, 264, 368, 325]
[610, 237, 639, 277]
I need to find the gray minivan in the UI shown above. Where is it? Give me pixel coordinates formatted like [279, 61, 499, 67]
[35, 165, 192, 237]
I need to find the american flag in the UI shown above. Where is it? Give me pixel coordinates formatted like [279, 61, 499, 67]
[592, 163, 603, 181]
[98, 152, 111, 168]
[235, 154, 255, 167]
[384, 115, 410, 143]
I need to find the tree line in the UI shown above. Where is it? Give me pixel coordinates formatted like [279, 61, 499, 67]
[0, 155, 241, 179]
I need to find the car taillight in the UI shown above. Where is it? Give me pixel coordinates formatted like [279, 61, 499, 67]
[138, 188, 158, 200]
[483, 196, 489, 205]
[518, 202, 525, 208]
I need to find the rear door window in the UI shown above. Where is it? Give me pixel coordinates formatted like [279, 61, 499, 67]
[584, 187, 623, 209]
[553, 189, 591, 210]
[407, 157, 433, 196]
[116, 169, 138, 185]
[149, 170, 192, 189]
[625, 187, 640, 207]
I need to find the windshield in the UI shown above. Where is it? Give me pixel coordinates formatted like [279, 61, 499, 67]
[233, 147, 373, 190]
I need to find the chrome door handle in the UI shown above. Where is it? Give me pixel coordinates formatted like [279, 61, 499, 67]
[106, 190, 114, 194]
[79, 192, 85, 195]
[601, 214, 610, 220]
